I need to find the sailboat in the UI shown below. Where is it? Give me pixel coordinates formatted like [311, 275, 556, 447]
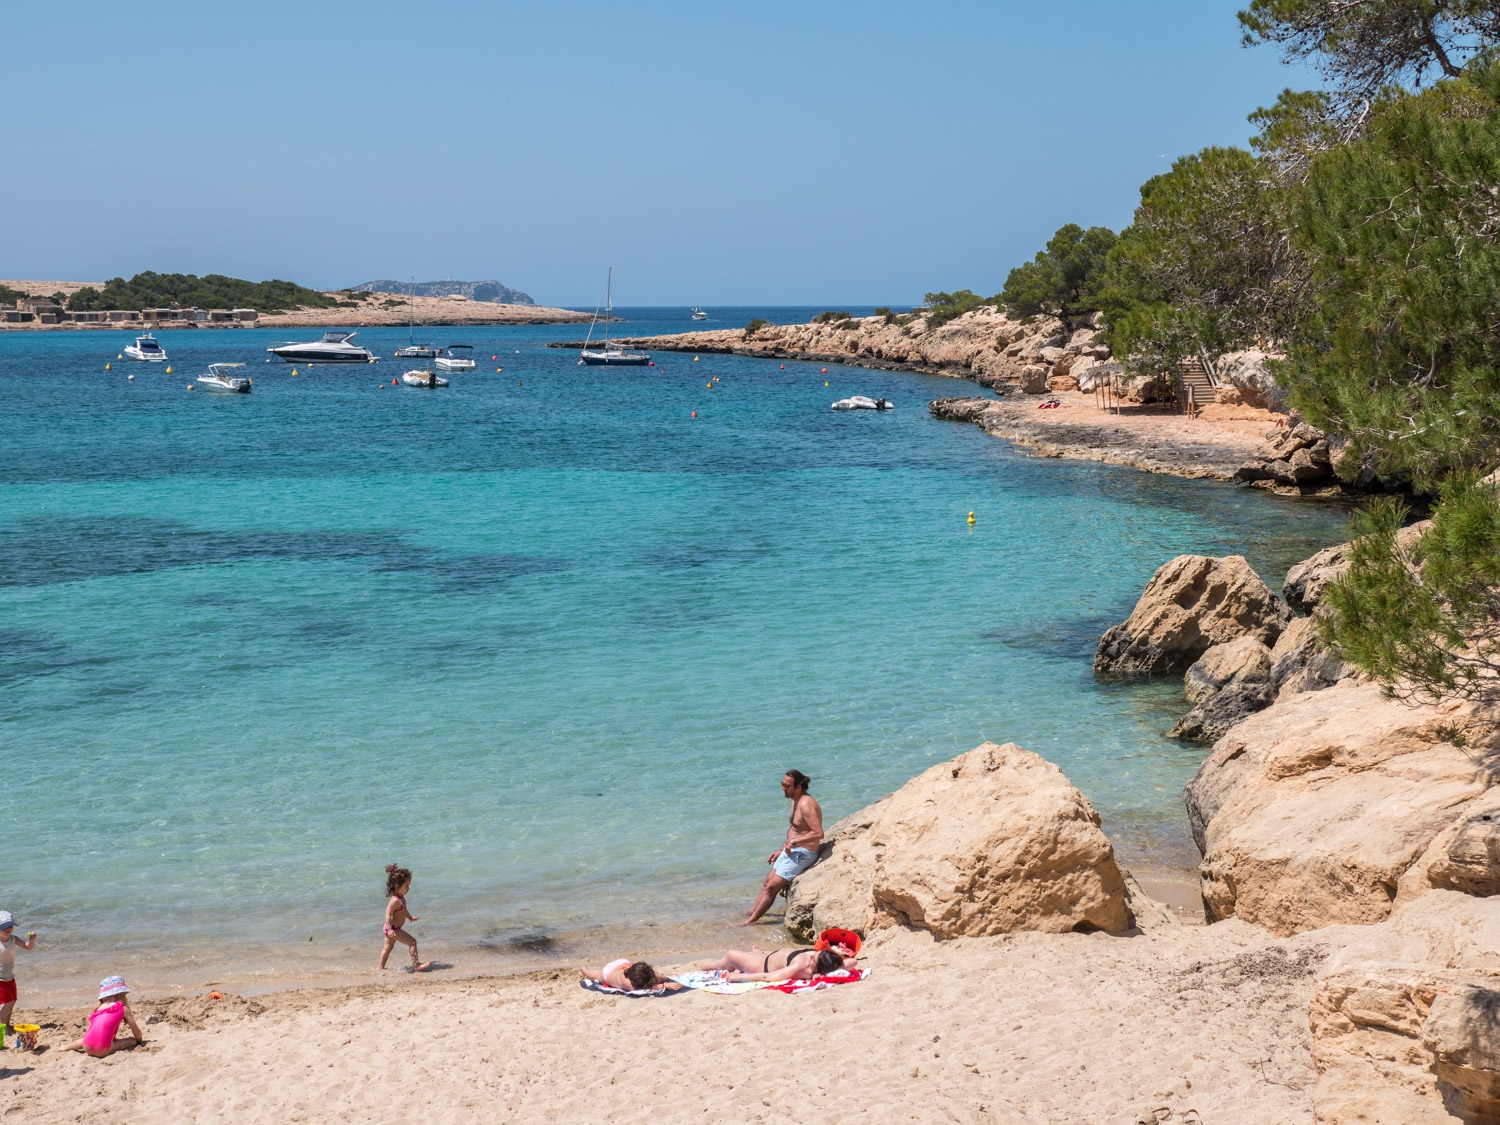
[579, 268, 651, 366]
[395, 276, 437, 359]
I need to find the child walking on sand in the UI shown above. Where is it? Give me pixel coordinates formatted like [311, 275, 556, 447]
[0, 911, 37, 1036]
[378, 864, 431, 972]
[63, 976, 145, 1057]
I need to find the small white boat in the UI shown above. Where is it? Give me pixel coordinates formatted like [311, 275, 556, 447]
[401, 369, 449, 388]
[196, 363, 253, 394]
[691, 307, 708, 321]
[395, 343, 438, 359]
[395, 276, 438, 358]
[268, 331, 377, 364]
[434, 344, 476, 372]
[580, 269, 652, 366]
[124, 334, 167, 362]
[831, 396, 894, 411]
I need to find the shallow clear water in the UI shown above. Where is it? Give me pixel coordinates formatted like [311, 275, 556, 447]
[1, 309, 1351, 990]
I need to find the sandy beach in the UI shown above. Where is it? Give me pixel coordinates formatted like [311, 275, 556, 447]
[12, 920, 1336, 1125]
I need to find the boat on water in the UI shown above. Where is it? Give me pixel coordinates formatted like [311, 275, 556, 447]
[434, 344, 476, 372]
[124, 334, 167, 362]
[267, 331, 377, 364]
[196, 363, 253, 394]
[831, 395, 894, 411]
[401, 369, 449, 388]
[394, 276, 438, 358]
[691, 307, 708, 321]
[579, 268, 651, 367]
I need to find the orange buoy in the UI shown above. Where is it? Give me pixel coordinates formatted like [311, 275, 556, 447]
[821, 367, 828, 374]
[691, 410, 697, 418]
[780, 364, 785, 369]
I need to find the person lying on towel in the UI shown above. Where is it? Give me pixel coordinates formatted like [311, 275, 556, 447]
[687, 945, 855, 984]
[581, 958, 685, 992]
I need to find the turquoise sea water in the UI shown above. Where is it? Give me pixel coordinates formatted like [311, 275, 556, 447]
[2, 310, 1351, 993]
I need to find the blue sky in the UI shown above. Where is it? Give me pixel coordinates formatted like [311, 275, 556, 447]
[1, 1, 1312, 305]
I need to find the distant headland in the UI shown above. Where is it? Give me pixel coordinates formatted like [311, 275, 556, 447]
[351, 279, 535, 306]
[0, 272, 590, 329]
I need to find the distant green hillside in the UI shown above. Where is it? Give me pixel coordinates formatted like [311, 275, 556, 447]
[67, 272, 341, 314]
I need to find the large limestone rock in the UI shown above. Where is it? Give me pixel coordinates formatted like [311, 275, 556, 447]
[1019, 363, 1051, 393]
[1095, 555, 1292, 675]
[1217, 349, 1289, 413]
[1307, 893, 1500, 1125]
[1184, 680, 1500, 936]
[1269, 615, 1350, 698]
[1184, 636, 1273, 703]
[1284, 521, 1434, 612]
[1234, 423, 1337, 494]
[784, 742, 1131, 941]
[1169, 680, 1275, 743]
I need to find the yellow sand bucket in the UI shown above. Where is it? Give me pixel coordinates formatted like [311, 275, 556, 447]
[12, 1024, 39, 1051]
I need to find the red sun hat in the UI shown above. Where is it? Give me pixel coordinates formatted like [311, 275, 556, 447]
[815, 927, 862, 956]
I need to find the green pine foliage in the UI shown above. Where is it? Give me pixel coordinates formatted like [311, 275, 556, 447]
[999, 224, 1116, 323]
[66, 272, 339, 314]
[744, 318, 770, 336]
[1285, 61, 1500, 489]
[812, 311, 854, 324]
[1323, 475, 1500, 704]
[0, 284, 26, 306]
[919, 289, 994, 329]
[1097, 147, 1303, 373]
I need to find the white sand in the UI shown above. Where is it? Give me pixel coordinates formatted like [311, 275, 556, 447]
[13, 920, 1332, 1124]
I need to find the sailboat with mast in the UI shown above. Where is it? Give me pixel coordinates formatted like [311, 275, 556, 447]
[394, 276, 438, 360]
[579, 268, 651, 366]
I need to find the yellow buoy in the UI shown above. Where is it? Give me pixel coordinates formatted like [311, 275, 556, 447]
[967, 512, 976, 525]
[291, 368, 299, 376]
[824, 381, 829, 387]
[165, 366, 172, 374]
[105, 362, 112, 370]
[706, 382, 713, 388]
[694, 356, 700, 362]
[117, 353, 123, 360]
[187, 384, 194, 391]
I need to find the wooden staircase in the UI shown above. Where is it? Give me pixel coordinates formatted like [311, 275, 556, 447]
[1178, 358, 1216, 413]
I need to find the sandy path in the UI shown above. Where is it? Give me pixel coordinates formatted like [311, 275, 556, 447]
[11, 922, 1329, 1124]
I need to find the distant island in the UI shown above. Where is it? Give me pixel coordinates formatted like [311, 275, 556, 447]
[352, 279, 535, 306]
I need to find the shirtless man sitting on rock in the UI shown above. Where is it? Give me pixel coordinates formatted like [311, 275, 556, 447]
[745, 770, 823, 924]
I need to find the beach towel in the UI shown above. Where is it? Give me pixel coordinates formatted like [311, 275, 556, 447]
[578, 978, 686, 999]
[671, 968, 870, 995]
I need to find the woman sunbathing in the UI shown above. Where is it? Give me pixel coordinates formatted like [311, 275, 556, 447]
[688, 945, 854, 984]
[580, 958, 684, 992]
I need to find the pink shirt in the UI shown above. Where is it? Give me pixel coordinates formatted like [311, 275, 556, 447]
[82, 1002, 124, 1053]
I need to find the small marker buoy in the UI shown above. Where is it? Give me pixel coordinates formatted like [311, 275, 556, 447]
[492, 355, 498, 360]
[117, 353, 123, 360]
[165, 366, 173, 374]
[291, 368, 299, 376]
[127, 374, 134, 381]
[825, 381, 829, 387]
[515, 350, 519, 354]
[780, 364, 785, 370]
[694, 355, 700, 362]
[707, 382, 713, 388]
[392, 378, 397, 385]
[821, 367, 828, 374]
[497, 367, 502, 373]
[517, 380, 522, 386]
[967, 512, 976, 525]
[186, 384, 194, 390]
[691, 410, 697, 418]
[105, 362, 112, 370]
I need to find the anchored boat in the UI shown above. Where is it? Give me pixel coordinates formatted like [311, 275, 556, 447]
[579, 268, 651, 367]
[196, 363, 253, 394]
[268, 331, 377, 364]
[124, 334, 167, 362]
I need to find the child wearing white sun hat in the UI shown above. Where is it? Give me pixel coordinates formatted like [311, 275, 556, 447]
[63, 976, 145, 1058]
[0, 911, 37, 1038]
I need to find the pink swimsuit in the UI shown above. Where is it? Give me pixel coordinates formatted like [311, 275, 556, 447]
[384, 894, 407, 937]
[82, 1002, 124, 1053]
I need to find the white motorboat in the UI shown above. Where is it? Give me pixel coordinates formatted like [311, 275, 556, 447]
[831, 395, 894, 411]
[196, 363, 252, 394]
[267, 331, 377, 364]
[434, 344, 476, 372]
[580, 269, 651, 366]
[401, 369, 449, 388]
[124, 334, 167, 362]
[691, 307, 708, 321]
[394, 276, 438, 358]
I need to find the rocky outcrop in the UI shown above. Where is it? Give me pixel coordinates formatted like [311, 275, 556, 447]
[1184, 636, 1273, 703]
[602, 308, 1111, 391]
[1306, 892, 1500, 1124]
[784, 742, 1131, 941]
[1268, 615, 1350, 697]
[1283, 520, 1434, 612]
[1216, 349, 1289, 413]
[1184, 679, 1500, 936]
[1170, 680, 1276, 743]
[1095, 555, 1292, 675]
[1233, 423, 1342, 497]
